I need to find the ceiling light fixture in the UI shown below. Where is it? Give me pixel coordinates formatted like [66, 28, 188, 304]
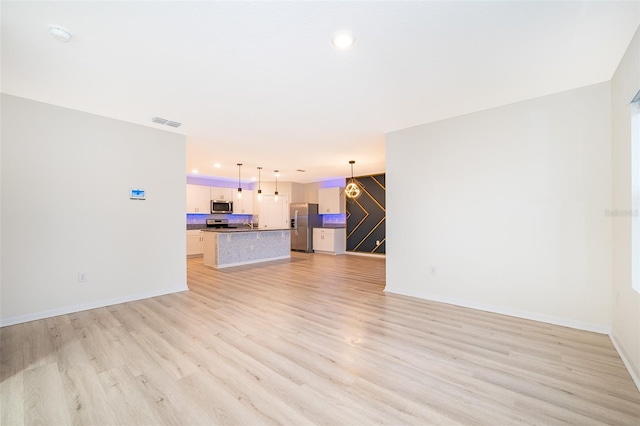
[257, 167, 263, 201]
[49, 25, 72, 42]
[192, 168, 198, 174]
[237, 163, 243, 200]
[274, 170, 279, 203]
[332, 31, 355, 49]
[345, 160, 362, 200]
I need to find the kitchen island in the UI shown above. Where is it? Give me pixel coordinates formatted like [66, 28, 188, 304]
[202, 228, 291, 269]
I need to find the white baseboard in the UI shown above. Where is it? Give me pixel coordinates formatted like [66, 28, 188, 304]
[610, 331, 640, 392]
[0, 285, 189, 327]
[384, 286, 611, 335]
[345, 251, 386, 258]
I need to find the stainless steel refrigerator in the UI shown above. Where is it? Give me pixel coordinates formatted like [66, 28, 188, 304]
[290, 203, 322, 252]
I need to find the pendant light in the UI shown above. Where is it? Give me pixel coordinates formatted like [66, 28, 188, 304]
[345, 160, 362, 200]
[236, 163, 243, 200]
[274, 170, 279, 202]
[257, 166, 263, 201]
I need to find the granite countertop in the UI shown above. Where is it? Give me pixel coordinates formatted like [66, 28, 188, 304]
[186, 224, 207, 230]
[187, 224, 255, 231]
[202, 227, 290, 233]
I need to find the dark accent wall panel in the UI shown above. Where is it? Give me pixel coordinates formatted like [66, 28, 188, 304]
[346, 174, 385, 254]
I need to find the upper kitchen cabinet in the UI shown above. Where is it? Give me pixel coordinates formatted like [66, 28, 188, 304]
[233, 189, 254, 215]
[210, 187, 234, 201]
[186, 184, 211, 214]
[318, 187, 345, 214]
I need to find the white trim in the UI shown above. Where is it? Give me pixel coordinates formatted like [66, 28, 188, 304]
[632, 101, 640, 293]
[384, 286, 611, 334]
[345, 251, 386, 258]
[610, 331, 640, 392]
[213, 255, 290, 269]
[0, 285, 189, 327]
[313, 251, 342, 256]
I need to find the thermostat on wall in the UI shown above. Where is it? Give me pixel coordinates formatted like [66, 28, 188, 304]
[130, 188, 146, 200]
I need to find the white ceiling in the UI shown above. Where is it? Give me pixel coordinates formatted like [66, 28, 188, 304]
[2, 1, 639, 183]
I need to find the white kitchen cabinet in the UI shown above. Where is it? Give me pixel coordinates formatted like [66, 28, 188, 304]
[187, 230, 204, 256]
[210, 186, 234, 201]
[312, 228, 346, 254]
[233, 189, 254, 214]
[312, 228, 331, 252]
[318, 187, 346, 214]
[186, 184, 211, 214]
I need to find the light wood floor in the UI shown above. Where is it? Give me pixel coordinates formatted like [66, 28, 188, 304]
[1, 253, 639, 425]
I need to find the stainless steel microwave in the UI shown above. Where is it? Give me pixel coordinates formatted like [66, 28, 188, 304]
[211, 200, 233, 214]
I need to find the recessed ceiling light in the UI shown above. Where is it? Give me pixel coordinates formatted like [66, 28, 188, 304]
[192, 168, 199, 174]
[213, 163, 221, 169]
[49, 25, 72, 43]
[332, 31, 355, 49]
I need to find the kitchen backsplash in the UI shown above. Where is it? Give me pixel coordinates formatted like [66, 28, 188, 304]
[186, 214, 254, 229]
[322, 214, 346, 227]
[187, 212, 346, 229]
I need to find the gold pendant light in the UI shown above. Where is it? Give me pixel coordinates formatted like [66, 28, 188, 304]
[345, 160, 362, 200]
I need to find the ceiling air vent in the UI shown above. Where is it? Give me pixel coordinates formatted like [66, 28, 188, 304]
[152, 116, 168, 124]
[152, 117, 182, 128]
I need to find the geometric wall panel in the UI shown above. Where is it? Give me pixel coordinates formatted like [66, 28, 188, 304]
[346, 174, 386, 254]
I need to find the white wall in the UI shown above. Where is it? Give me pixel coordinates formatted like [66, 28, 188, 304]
[611, 27, 640, 388]
[304, 179, 346, 204]
[1, 95, 187, 325]
[386, 82, 612, 332]
[290, 182, 306, 203]
[305, 182, 322, 204]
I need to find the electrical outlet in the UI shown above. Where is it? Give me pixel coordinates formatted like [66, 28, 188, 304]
[78, 272, 88, 283]
[430, 266, 437, 276]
